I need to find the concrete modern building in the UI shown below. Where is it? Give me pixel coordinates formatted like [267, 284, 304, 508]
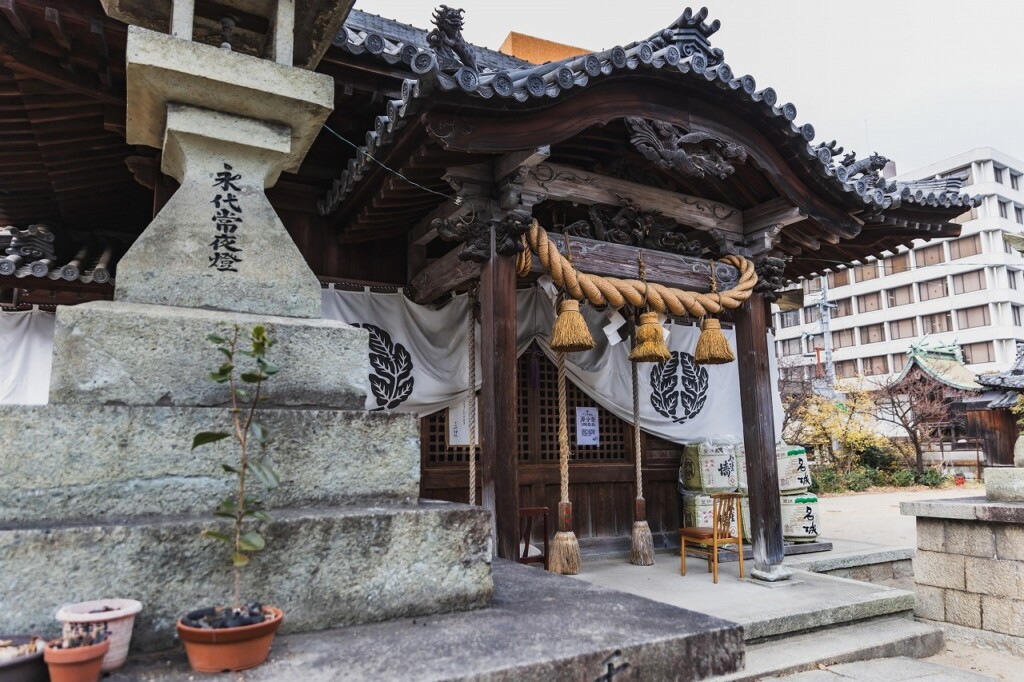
[775, 148, 1024, 384]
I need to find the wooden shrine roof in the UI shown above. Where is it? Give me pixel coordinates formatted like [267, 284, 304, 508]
[319, 7, 977, 281]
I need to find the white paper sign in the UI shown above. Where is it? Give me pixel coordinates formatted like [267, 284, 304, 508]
[576, 406, 600, 446]
[447, 396, 480, 446]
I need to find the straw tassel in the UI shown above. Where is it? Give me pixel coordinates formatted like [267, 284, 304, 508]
[550, 354, 581, 575]
[694, 258, 735, 365]
[629, 311, 671, 363]
[694, 317, 735, 364]
[550, 299, 595, 353]
[630, 362, 655, 565]
[549, 501, 580, 575]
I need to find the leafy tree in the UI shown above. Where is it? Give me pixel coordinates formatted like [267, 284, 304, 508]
[785, 380, 890, 474]
[873, 368, 967, 476]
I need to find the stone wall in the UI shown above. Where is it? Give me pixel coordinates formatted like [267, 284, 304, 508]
[902, 498, 1024, 653]
[912, 517, 1024, 634]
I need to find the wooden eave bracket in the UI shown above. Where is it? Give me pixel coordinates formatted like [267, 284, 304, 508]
[0, 19, 122, 106]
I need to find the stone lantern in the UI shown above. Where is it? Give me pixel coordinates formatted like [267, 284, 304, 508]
[97, 0, 353, 317]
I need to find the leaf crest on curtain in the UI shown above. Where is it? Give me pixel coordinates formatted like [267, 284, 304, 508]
[360, 323, 415, 409]
[650, 351, 708, 424]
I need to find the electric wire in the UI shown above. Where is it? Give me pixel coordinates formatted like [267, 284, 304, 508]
[322, 124, 460, 203]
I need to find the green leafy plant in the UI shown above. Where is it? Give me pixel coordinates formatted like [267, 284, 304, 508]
[191, 325, 280, 609]
[809, 465, 843, 494]
[917, 468, 946, 488]
[843, 468, 874, 492]
[891, 469, 917, 487]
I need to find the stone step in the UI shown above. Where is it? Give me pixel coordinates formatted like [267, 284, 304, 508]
[740, 571, 917, 641]
[0, 501, 492, 651]
[107, 561, 745, 681]
[0, 404, 419, 524]
[49, 301, 368, 409]
[711, 616, 944, 681]
[762, 656, 996, 681]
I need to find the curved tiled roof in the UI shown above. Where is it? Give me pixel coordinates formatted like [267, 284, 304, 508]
[321, 7, 979, 220]
[895, 341, 983, 392]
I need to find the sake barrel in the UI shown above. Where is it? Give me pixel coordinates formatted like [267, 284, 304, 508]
[777, 446, 812, 493]
[740, 495, 751, 542]
[781, 493, 820, 542]
[682, 493, 738, 540]
[735, 444, 748, 493]
[681, 441, 738, 493]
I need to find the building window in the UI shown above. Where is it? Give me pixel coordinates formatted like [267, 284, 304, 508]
[780, 338, 803, 356]
[859, 323, 885, 344]
[884, 252, 910, 276]
[1013, 173, 1021, 191]
[780, 365, 808, 382]
[916, 243, 945, 267]
[804, 305, 821, 324]
[886, 285, 913, 307]
[1016, 207, 1024, 225]
[923, 311, 953, 334]
[995, 167, 1005, 184]
[890, 318, 917, 340]
[863, 355, 888, 376]
[1014, 305, 1022, 327]
[833, 298, 853, 318]
[779, 310, 801, 328]
[949, 234, 981, 260]
[833, 329, 856, 349]
[803, 278, 823, 294]
[857, 292, 882, 313]
[918, 278, 948, 301]
[835, 360, 858, 379]
[1010, 271, 1019, 290]
[809, 333, 824, 350]
[962, 341, 994, 364]
[827, 270, 850, 288]
[1000, 201, 1009, 219]
[952, 270, 985, 294]
[956, 305, 990, 329]
[854, 262, 878, 282]
[892, 353, 908, 373]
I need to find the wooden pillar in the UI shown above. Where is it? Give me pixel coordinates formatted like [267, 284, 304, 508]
[735, 292, 790, 580]
[479, 229, 519, 560]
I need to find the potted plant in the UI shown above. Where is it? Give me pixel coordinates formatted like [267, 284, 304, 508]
[55, 598, 142, 671]
[0, 635, 47, 682]
[177, 325, 284, 673]
[43, 624, 109, 682]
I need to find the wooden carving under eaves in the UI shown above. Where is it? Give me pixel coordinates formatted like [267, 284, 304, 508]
[427, 5, 478, 73]
[436, 210, 531, 262]
[753, 256, 788, 302]
[563, 202, 704, 257]
[625, 117, 747, 180]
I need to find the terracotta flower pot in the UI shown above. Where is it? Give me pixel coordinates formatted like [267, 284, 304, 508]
[43, 638, 109, 682]
[177, 606, 283, 673]
[0, 635, 47, 682]
[55, 598, 142, 672]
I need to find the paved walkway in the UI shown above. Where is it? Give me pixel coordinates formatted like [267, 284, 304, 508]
[765, 656, 993, 681]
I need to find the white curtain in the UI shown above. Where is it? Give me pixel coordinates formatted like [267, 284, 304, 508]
[1, 293, 785, 442]
[0, 309, 55, 405]
[322, 286, 783, 443]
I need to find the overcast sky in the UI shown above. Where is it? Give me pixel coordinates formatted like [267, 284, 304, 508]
[354, 0, 1023, 173]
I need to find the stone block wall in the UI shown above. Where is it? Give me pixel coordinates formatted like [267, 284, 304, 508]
[820, 559, 915, 591]
[912, 517, 1024, 638]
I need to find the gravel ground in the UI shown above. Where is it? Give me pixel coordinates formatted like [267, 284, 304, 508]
[818, 484, 1020, 680]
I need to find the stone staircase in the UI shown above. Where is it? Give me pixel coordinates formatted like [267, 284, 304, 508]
[0, 303, 493, 650]
[709, 569, 944, 681]
[713, 596, 942, 681]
